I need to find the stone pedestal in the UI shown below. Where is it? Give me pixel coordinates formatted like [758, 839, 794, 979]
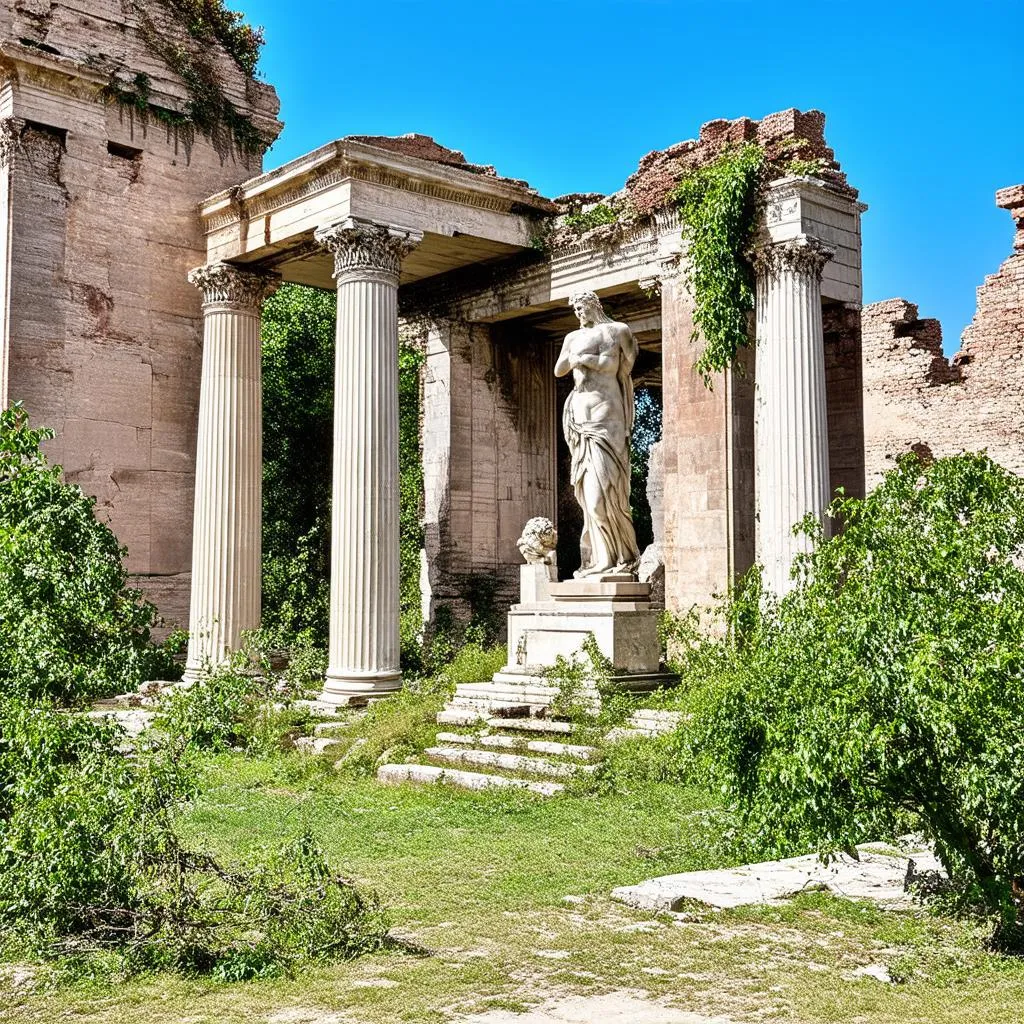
[183, 263, 279, 680]
[315, 218, 422, 706]
[446, 573, 675, 719]
[754, 236, 834, 595]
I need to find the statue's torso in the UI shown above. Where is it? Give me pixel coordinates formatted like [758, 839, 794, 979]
[565, 323, 625, 434]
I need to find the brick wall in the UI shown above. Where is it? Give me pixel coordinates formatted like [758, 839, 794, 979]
[863, 186, 1024, 484]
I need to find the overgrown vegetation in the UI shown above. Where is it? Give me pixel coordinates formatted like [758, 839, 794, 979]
[638, 453, 1024, 949]
[103, 1, 267, 155]
[261, 285, 334, 650]
[157, 0, 265, 76]
[0, 405, 179, 703]
[672, 142, 766, 385]
[0, 679, 387, 981]
[630, 386, 662, 550]
[399, 344, 427, 667]
[562, 202, 618, 234]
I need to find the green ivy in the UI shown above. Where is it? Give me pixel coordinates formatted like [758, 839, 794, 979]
[398, 345, 426, 668]
[103, 1, 267, 156]
[158, 0, 265, 76]
[563, 203, 618, 234]
[672, 143, 765, 386]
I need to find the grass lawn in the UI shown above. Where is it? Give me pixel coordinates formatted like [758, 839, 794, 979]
[5, 752, 1024, 1023]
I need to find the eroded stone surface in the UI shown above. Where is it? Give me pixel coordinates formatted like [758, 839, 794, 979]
[864, 191, 1024, 484]
[612, 845, 946, 913]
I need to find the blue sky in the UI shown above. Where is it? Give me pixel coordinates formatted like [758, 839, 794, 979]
[242, 0, 1020, 353]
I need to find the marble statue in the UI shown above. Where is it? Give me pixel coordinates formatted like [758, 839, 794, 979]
[517, 517, 558, 565]
[555, 291, 640, 578]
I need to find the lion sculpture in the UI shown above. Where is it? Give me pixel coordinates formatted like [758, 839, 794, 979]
[517, 517, 558, 565]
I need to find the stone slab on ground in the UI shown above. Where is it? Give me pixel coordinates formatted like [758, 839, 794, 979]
[612, 844, 946, 913]
[377, 763, 563, 796]
[86, 707, 156, 740]
[458, 991, 731, 1023]
[424, 746, 593, 779]
[435, 732, 597, 760]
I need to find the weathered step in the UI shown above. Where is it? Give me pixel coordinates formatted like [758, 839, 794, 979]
[485, 716, 573, 735]
[435, 732, 597, 761]
[377, 763, 563, 796]
[295, 736, 345, 755]
[424, 746, 594, 779]
[605, 709, 687, 743]
[437, 708, 487, 727]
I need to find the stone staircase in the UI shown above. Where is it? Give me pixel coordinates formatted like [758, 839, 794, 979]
[375, 698, 684, 797]
[377, 710, 598, 796]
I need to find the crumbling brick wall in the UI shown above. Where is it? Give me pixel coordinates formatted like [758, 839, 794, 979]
[863, 186, 1024, 484]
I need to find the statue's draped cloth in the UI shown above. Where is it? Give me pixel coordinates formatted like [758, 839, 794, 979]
[562, 371, 640, 575]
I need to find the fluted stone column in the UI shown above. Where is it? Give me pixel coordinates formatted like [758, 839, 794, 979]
[754, 236, 834, 594]
[184, 263, 279, 679]
[315, 218, 422, 704]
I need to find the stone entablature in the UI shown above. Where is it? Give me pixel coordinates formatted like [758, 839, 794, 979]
[0, 1, 281, 146]
[200, 137, 557, 281]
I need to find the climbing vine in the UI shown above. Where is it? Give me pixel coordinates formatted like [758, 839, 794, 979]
[672, 143, 766, 386]
[157, 0, 265, 76]
[103, 0, 267, 156]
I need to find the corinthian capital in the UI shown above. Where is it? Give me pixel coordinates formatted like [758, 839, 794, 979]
[754, 236, 834, 281]
[315, 218, 423, 281]
[188, 263, 280, 309]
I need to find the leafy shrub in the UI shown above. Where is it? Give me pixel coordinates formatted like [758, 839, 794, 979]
[157, 639, 310, 755]
[0, 696, 388, 978]
[694, 453, 1024, 946]
[0, 405, 179, 704]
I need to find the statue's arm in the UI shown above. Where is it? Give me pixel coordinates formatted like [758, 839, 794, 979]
[554, 334, 574, 377]
[614, 323, 638, 374]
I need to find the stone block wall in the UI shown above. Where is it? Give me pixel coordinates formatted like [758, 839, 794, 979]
[863, 187, 1024, 484]
[0, 1, 280, 628]
[419, 319, 557, 633]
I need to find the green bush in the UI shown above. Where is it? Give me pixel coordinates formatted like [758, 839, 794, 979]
[694, 453, 1024, 946]
[0, 695, 388, 978]
[156, 638, 313, 756]
[262, 286, 426, 672]
[261, 285, 335, 647]
[0, 405, 179, 704]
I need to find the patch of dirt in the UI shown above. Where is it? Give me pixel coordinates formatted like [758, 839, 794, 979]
[456, 990, 734, 1022]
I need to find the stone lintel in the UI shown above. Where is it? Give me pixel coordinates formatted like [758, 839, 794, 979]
[761, 176, 864, 304]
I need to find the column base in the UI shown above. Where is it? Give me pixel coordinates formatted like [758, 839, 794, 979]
[319, 671, 403, 708]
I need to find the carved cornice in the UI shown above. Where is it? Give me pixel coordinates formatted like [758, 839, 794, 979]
[754, 236, 834, 281]
[204, 157, 526, 234]
[0, 117, 25, 168]
[315, 219, 423, 281]
[188, 263, 281, 309]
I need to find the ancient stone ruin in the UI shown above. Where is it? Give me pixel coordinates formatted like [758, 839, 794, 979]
[1, 2, 1020, 709]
